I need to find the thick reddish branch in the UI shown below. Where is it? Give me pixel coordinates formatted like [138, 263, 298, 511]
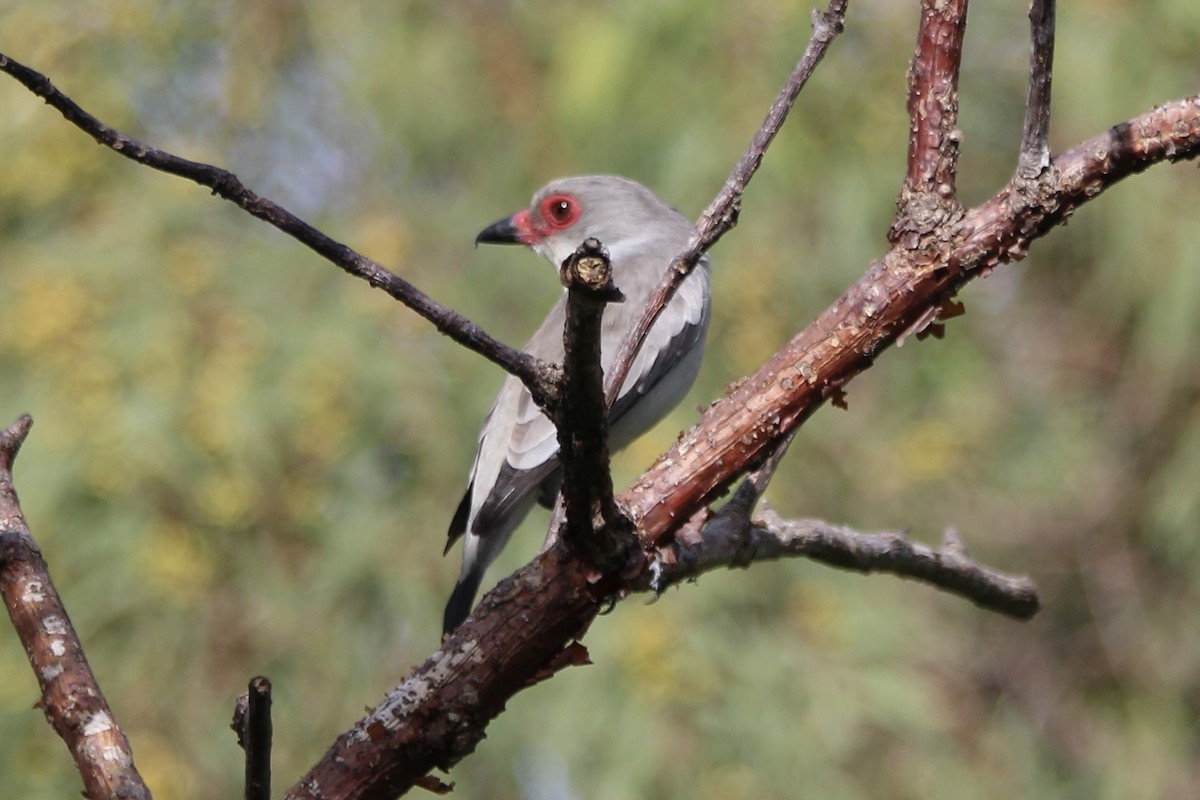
[627, 97, 1200, 537]
[287, 96, 1200, 799]
[891, 0, 969, 245]
[287, 550, 603, 798]
[905, 0, 968, 191]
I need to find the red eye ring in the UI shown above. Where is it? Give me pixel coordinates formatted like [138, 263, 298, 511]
[540, 194, 580, 230]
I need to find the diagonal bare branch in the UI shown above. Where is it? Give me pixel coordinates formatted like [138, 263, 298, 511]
[0, 416, 152, 800]
[0, 52, 560, 414]
[603, 0, 849, 410]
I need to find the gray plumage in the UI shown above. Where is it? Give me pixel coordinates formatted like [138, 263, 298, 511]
[443, 176, 711, 634]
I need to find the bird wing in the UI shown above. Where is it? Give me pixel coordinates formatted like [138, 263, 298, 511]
[444, 298, 567, 549]
[445, 386, 563, 550]
[446, 261, 709, 550]
[607, 262, 711, 429]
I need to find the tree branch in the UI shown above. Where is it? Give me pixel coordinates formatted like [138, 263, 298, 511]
[4, 16, 1198, 799]
[287, 94, 1200, 798]
[627, 95, 1200, 542]
[890, 0, 968, 246]
[555, 238, 637, 569]
[646, 426, 1037, 620]
[1018, 0, 1057, 180]
[602, 0, 849, 410]
[0, 51, 560, 415]
[0, 416, 152, 800]
[653, 505, 1039, 620]
[232, 676, 274, 800]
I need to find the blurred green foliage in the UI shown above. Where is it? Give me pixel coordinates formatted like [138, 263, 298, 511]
[1, 1, 1198, 797]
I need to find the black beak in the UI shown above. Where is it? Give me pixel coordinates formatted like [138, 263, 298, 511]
[475, 215, 522, 247]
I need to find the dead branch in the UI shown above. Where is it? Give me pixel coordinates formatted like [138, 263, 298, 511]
[232, 676, 274, 800]
[652, 505, 1039, 620]
[890, 0, 968, 245]
[0, 53, 559, 415]
[603, 0, 849, 409]
[643, 424, 1036, 619]
[555, 238, 637, 568]
[1019, 0, 1057, 180]
[627, 95, 1200, 541]
[0, 416, 152, 800]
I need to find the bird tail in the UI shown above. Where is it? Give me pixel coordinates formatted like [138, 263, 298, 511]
[442, 569, 484, 636]
[442, 490, 539, 637]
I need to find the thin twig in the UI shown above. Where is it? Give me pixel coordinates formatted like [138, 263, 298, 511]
[0, 51, 559, 413]
[655, 508, 1039, 620]
[649, 427, 1038, 620]
[602, 0, 849, 409]
[732, 432, 796, 507]
[1018, 0, 1057, 180]
[0, 416, 152, 800]
[675, 431, 797, 551]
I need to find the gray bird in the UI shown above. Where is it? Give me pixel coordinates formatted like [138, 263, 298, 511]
[443, 175, 712, 635]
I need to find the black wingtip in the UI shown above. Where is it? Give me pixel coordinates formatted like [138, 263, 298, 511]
[442, 572, 484, 637]
[445, 485, 473, 556]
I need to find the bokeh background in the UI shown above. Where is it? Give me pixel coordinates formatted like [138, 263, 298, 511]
[2, 1, 1199, 798]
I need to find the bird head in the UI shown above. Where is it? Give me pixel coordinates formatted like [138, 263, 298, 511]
[475, 175, 687, 269]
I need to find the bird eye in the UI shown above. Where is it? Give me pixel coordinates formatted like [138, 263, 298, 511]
[541, 195, 579, 229]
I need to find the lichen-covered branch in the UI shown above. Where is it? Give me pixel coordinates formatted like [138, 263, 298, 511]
[0, 416, 152, 800]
